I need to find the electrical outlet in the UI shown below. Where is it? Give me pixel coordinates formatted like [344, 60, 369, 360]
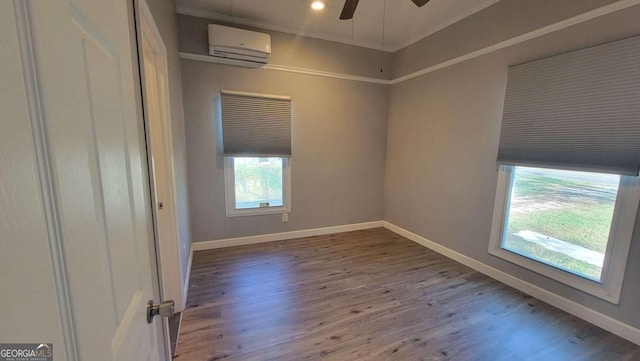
[282, 213, 289, 223]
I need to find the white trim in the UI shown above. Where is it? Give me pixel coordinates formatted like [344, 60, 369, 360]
[176, 6, 386, 51]
[488, 166, 640, 304]
[265, 63, 389, 85]
[139, 0, 166, 53]
[188, 219, 640, 344]
[183, 53, 265, 68]
[192, 221, 384, 251]
[182, 245, 193, 307]
[389, 0, 640, 84]
[382, 221, 640, 346]
[181, 0, 640, 86]
[139, 0, 187, 313]
[221, 89, 291, 101]
[179, 52, 391, 85]
[13, 1, 79, 360]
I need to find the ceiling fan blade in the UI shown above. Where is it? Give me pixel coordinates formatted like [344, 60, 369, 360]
[340, 0, 360, 20]
[411, 0, 430, 6]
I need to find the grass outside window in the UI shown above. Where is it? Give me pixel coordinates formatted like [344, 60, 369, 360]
[502, 167, 619, 280]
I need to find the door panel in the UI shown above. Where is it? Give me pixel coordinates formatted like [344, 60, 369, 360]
[0, 2, 68, 359]
[25, 0, 162, 360]
[80, 18, 141, 322]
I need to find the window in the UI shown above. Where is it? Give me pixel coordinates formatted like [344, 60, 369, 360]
[224, 157, 291, 216]
[489, 165, 640, 303]
[491, 36, 640, 303]
[216, 90, 292, 217]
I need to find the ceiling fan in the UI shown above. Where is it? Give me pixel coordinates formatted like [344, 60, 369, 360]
[339, 0, 430, 20]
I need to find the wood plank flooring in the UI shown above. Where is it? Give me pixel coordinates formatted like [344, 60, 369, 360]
[175, 228, 640, 361]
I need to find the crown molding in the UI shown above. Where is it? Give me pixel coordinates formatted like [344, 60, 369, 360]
[181, 0, 640, 85]
[179, 52, 391, 84]
[389, 0, 640, 84]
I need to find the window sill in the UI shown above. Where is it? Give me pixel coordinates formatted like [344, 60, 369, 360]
[226, 206, 290, 217]
[488, 247, 619, 303]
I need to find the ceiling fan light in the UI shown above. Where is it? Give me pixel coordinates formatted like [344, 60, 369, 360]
[311, 1, 325, 10]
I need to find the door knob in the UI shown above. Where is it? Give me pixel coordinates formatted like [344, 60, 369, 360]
[146, 299, 175, 323]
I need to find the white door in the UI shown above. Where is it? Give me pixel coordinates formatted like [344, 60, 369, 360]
[15, 1, 164, 360]
[139, 5, 186, 312]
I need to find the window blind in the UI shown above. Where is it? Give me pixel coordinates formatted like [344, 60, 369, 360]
[497, 36, 640, 175]
[219, 90, 292, 157]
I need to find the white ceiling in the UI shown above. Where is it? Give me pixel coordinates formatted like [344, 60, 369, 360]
[176, 0, 502, 52]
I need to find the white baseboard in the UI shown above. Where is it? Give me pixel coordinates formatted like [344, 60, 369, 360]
[382, 221, 640, 346]
[192, 221, 384, 251]
[182, 245, 193, 308]
[186, 220, 640, 345]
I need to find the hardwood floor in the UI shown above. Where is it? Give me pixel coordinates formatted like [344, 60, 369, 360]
[175, 228, 640, 361]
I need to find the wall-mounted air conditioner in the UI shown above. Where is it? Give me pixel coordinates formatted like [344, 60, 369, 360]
[208, 24, 271, 67]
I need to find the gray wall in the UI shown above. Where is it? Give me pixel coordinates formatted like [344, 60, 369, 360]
[385, 4, 640, 329]
[180, 15, 390, 243]
[391, 0, 621, 78]
[182, 61, 388, 241]
[178, 14, 393, 80]
[178, 1, 640, 331]
[146, 0, 192, 280]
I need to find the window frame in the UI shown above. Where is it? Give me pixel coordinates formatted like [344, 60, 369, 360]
[224, 157, 291, 217]
[488, 165, 640, 304]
